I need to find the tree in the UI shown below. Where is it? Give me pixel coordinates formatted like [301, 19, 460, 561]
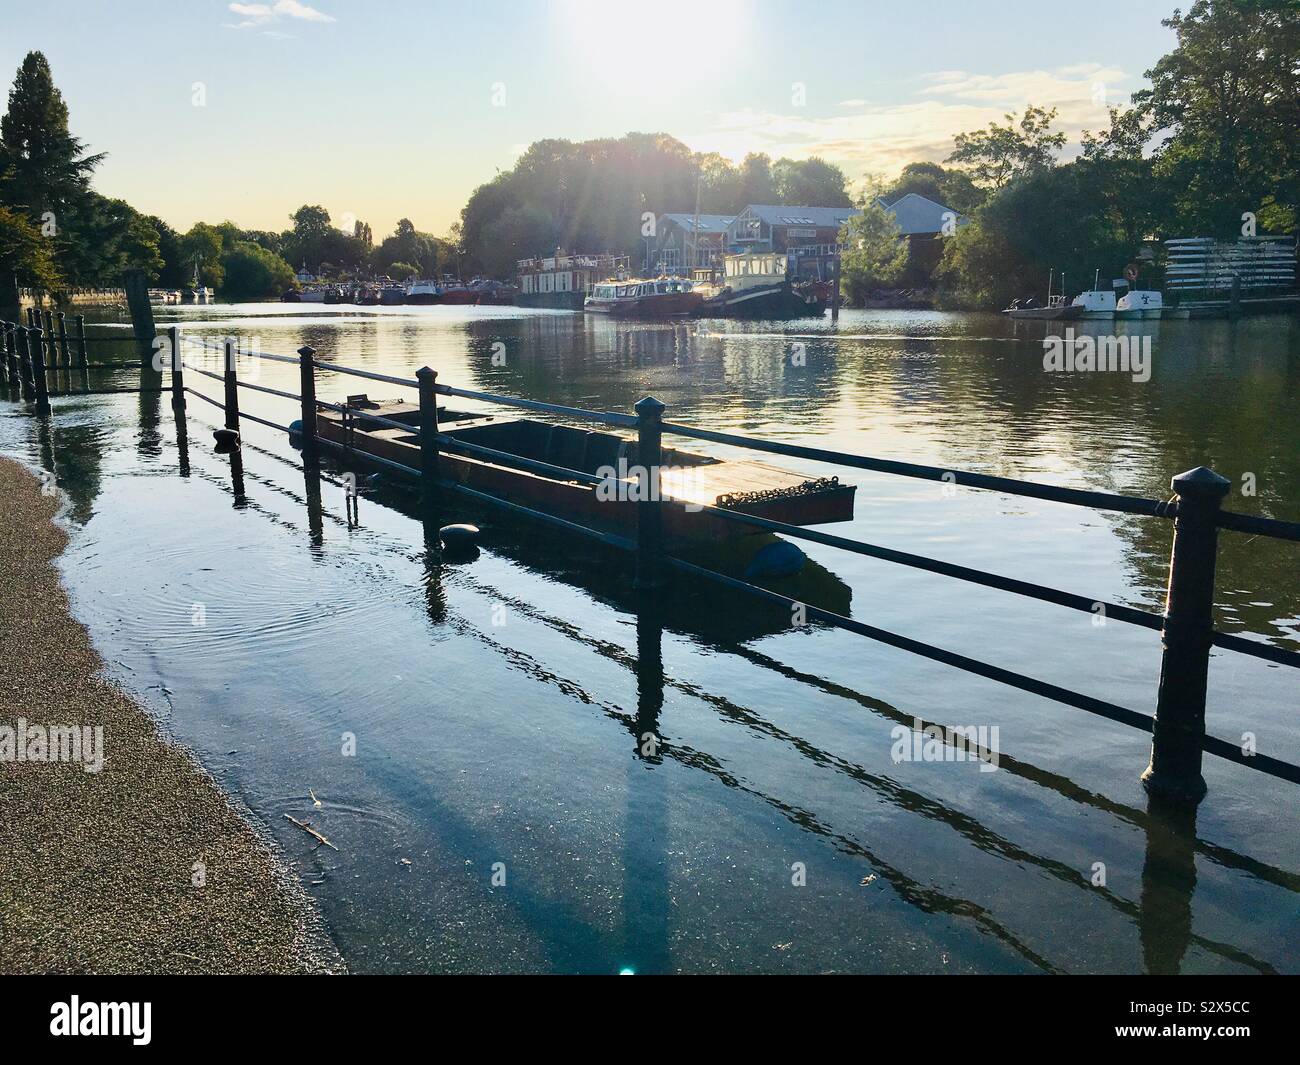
[838, 202, 908, 303]
[1132, 0, 1299, 235]
[180, 222, 225, 288]
[220, 240, 294, 299]
[1079, 106, 1167, 248]
[772, 157, 853, 207]
[880, 161, 984, 214]
[0, 204, 59, 289]
[387, 261, 418, 280]
[0, 52, 102, 219]
[738, 152, 776, 204]
[946, 105, 1066, 190]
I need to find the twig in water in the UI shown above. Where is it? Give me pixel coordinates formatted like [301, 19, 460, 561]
[283, 814, 339, 851]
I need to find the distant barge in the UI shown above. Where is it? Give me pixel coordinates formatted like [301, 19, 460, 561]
[316, 398, 856, 544]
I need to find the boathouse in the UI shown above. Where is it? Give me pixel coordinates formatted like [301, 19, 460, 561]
[727, 204, 861, 283]
[876, 192, 965, 284]
[650, 213, 734, 275]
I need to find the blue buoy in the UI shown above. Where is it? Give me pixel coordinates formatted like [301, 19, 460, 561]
[743, 539, 806, 579]
[287, 419, 304, 451]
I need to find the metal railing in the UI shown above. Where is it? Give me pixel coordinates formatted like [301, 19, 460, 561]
[10, 323, 1299, 803]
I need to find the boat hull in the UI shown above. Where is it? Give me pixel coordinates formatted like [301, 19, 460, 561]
[701, 282, 826, 319]
[1004, 305, 1085, 320]
[584, 292, 703, 317]
[314, 403, 855, 545]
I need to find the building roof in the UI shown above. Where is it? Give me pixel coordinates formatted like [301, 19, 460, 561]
[659, 213, 734, 234]
[879, 192, 963, 235]
[737, 204, 861, 228]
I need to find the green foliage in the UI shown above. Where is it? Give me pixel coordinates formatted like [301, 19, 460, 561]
[1132, 0, 1299, 236]
[0, 51, 102, 217]
[838, 203, 908, 302]
[370, 217, 441, 277]
[387, 261, 418, 280]
[880, 161, 984, 214]
[0, 203, 59, 289]
[219, 240, 295, 300]
[936, 164, 1131, 309]
[946, 105, 1066, 190]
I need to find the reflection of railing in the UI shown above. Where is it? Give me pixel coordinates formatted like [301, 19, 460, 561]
[13, 325, 1300, 806]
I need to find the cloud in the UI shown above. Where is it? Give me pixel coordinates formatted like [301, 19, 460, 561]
[226, 1, 334, 29]
[683, 64, 1138, 186]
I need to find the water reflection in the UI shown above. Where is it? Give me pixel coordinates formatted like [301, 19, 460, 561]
[3, 303, 1296, 974]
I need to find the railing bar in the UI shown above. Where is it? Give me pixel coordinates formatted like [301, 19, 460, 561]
[663, 554, 1156, 730]
[314, 400, 419, 434]
[440, 480, 636, 550]
[660, 419, 1176, 518]
[435, 382, 638, 429]
[435, 433, 605, 486]
[234, 379, 302, 403]
[311, 359, 417, 388]
[1217, 510, 1300, 543]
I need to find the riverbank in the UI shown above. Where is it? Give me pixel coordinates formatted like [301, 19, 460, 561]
[0, 457, 341, 974]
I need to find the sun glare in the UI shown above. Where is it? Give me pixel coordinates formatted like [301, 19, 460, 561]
[563, 0, 744, 86]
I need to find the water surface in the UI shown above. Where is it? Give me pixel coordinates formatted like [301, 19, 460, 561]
[3, 303, 1297, 973]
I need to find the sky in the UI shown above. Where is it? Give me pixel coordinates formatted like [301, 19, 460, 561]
[1, 0, 1179, 240]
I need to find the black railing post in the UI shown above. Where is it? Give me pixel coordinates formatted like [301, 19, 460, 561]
[19, 326, 35, 401]
[56, 311, 70, 370]
[74, 314, 87, 370]
[4, 323, 18, 389]
[30, 326, 50, 415]
[222, 338, 240, 431]
[1142, 466, 1231, 804]
[42, 309, 56, 368]
[416, 366, 439, 504]
[169, 325, 185, 412]
[297, 346, 317, 456]
[634, 395, 666, 590]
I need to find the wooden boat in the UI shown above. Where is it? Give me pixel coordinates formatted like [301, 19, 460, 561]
[314, 397, 856, 544]
[698, 252, 827, 319]
[585, 277, 703, 317]
[1003, 296, 1083, 320]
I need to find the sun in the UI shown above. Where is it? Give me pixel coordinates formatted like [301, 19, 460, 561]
[562, 0, 744, 87]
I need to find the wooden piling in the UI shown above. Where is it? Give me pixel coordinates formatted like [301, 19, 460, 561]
[634, 395, 666, 590]
[297, 346, 317, 455]
[30, 327, 50, 415]
[1142, 466, 1231, 804]
[122, 268, 156, 359]
[169, 326, 185, 412]
[222, 338, 239, 431]
[416, 366, 439, 505]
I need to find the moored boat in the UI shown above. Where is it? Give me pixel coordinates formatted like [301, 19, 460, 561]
[312, 397, 856, 544]
[585, 277, 703, 317]
[1115, 289, 1163, 319]
[698, 251, 827, 319]
[1004, 268, 1084, 320]
[405, 279, 441, 305]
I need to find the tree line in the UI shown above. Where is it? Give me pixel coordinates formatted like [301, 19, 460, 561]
[2, 1, 1294, 307]
[843, 0, 1298, 308]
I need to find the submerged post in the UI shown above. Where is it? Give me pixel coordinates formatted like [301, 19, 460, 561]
[222, 337, 239, 431]
[297, 345, 317, 455]
[4, 323, 19, 388]
[30, 327, 50, 415]
[1142, 466, 1231, 804]
[416, 366, 439, 503]
[830, 254, 842, 322]
[74, 314, 87, 369]
[634, 395, 666, 590]
[56, 311, 70, 370]
[19, 326, 35, 401]
[169, 325, 185, 412]
[41, 309, 56, 368]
